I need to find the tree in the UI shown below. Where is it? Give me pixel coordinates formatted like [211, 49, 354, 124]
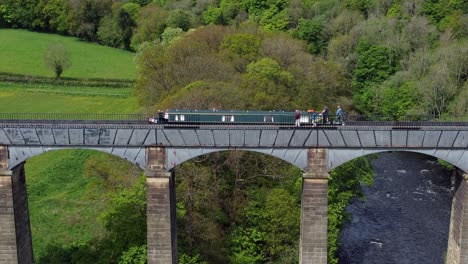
[0, 0, 38, 28]
[33, 0, 68, 32]
[352, 42, 397, 113]
[293, 17, 327, 54]
[65, 0, 112, 41]
[167, 9, 192, 31]
[117, 3, 138, 50]
[43, 42, 71, 79]
[118, 246, 146, 264]
[130, 4, 169, 49]
[220, 32, 262, 71]
[98, 176, 147, 261]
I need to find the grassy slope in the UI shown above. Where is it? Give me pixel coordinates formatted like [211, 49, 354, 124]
[19, 86, 139, 259]
[0, 30, 142, 259]
[26, 150, 107, 258]
[0, 82, 139, 113]
[0, 29, 137, 79]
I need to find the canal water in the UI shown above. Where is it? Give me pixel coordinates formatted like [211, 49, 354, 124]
[338, 152, 455, 264]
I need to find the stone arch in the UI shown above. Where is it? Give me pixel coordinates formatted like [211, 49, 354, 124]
[8, 146, 147, 170]
[166, 147, 309, 171]
[327, 148, 468, 172]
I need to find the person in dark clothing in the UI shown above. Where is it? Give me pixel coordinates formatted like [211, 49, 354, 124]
[295, 110, 301, 127]
[322, 106, 329, 124]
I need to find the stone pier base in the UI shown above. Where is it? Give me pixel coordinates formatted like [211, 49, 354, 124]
[0, 163, 33, 264]
[300, 148, 329, 264]
[300, 178, 328, 264]
[146, 147, 177, 264]
[446, 174, 468, 264]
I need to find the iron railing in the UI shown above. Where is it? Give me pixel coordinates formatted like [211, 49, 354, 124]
[0, 113, 149, 123]
[0, 112, 467, 127]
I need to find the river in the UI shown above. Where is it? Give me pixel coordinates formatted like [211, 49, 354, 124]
[338, 152, 455, 264]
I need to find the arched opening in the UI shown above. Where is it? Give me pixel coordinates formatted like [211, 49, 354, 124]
[23, 149, 145, 263]
[172, 150, 304, 263]
[335, 151, 457, 264]
[12, 147, 464, 263]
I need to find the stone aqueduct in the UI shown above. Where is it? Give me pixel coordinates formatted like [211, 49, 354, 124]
[1, 123, 468, 263]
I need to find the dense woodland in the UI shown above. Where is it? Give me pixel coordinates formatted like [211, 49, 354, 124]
[1, 0, 467, 263]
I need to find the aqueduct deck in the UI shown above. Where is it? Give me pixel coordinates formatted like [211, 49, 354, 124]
[1, 117, 468, 263]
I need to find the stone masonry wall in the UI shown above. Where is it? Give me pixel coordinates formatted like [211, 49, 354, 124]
[0, 146, 33, 263]
[146, 147, 177, 264]
[0, 145, 17, 263]
[305, 148, 328, 178]
[0, 170, 18, 264]
[446, 174, 468, 264]
[300, 178, 328, 264]
[146, 147, 166, 172]
[0, 146, 7, 170]
[300, 148, 328, 264]
[11, 163, 33, 263]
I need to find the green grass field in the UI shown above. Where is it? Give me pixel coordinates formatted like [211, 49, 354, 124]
[0, 82, 140, 113]
[0, 29, 145, 261]
[26, 150, 107, 259]
[0, 29, 137, 79]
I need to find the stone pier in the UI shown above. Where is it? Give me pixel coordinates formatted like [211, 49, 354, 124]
[300, 148, 329, 264]
[0, 146, 33, 264]
[446, 173, 468, 264]
[146, 147, 177, 264]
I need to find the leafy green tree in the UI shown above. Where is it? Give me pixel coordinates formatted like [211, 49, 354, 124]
[296, 59, 351, 111]
[229, 187, 300, 262]
[36, 243, 72, 264]
[449, 81, 468, 117]
[221, 0, 244, 24]
[352, 42, 397, 113]
[158, 80, 241, 110]
[117, 3, 139, 50]
[344, 0, 374, 17]
[422, 0, 454, 25]
[130, 3, 169, 50]
[176, 162, 229, 263]
[241, 58, 295, 109]
[242, 0, 289, 25]
[66, 0, 112, 41]
[33, 0, 68, 32]
[118, 245, 147, 264]
[203, 6, 225, 25]
[220, 32, 262, 71]
[97, 13, 122, 48]
[379, 74, 419, 118]
[0, 0, 38, 28]
[246, 57, 293, 85]
[301, 0, 342, 19]
[167, 9, 192, 31]
[263, 189, 300, 258]
[259, 5, 289, 31]
[98, 176, 147, 261]
[179, 253, 208, 264]
[230, 227, 267, 263]
[161, 27, 184, 44]
[43, 42, 71, 79]
[129, 0, 152, 6]
[293, 17, 327, 54]
[221, 33, 262, 60]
